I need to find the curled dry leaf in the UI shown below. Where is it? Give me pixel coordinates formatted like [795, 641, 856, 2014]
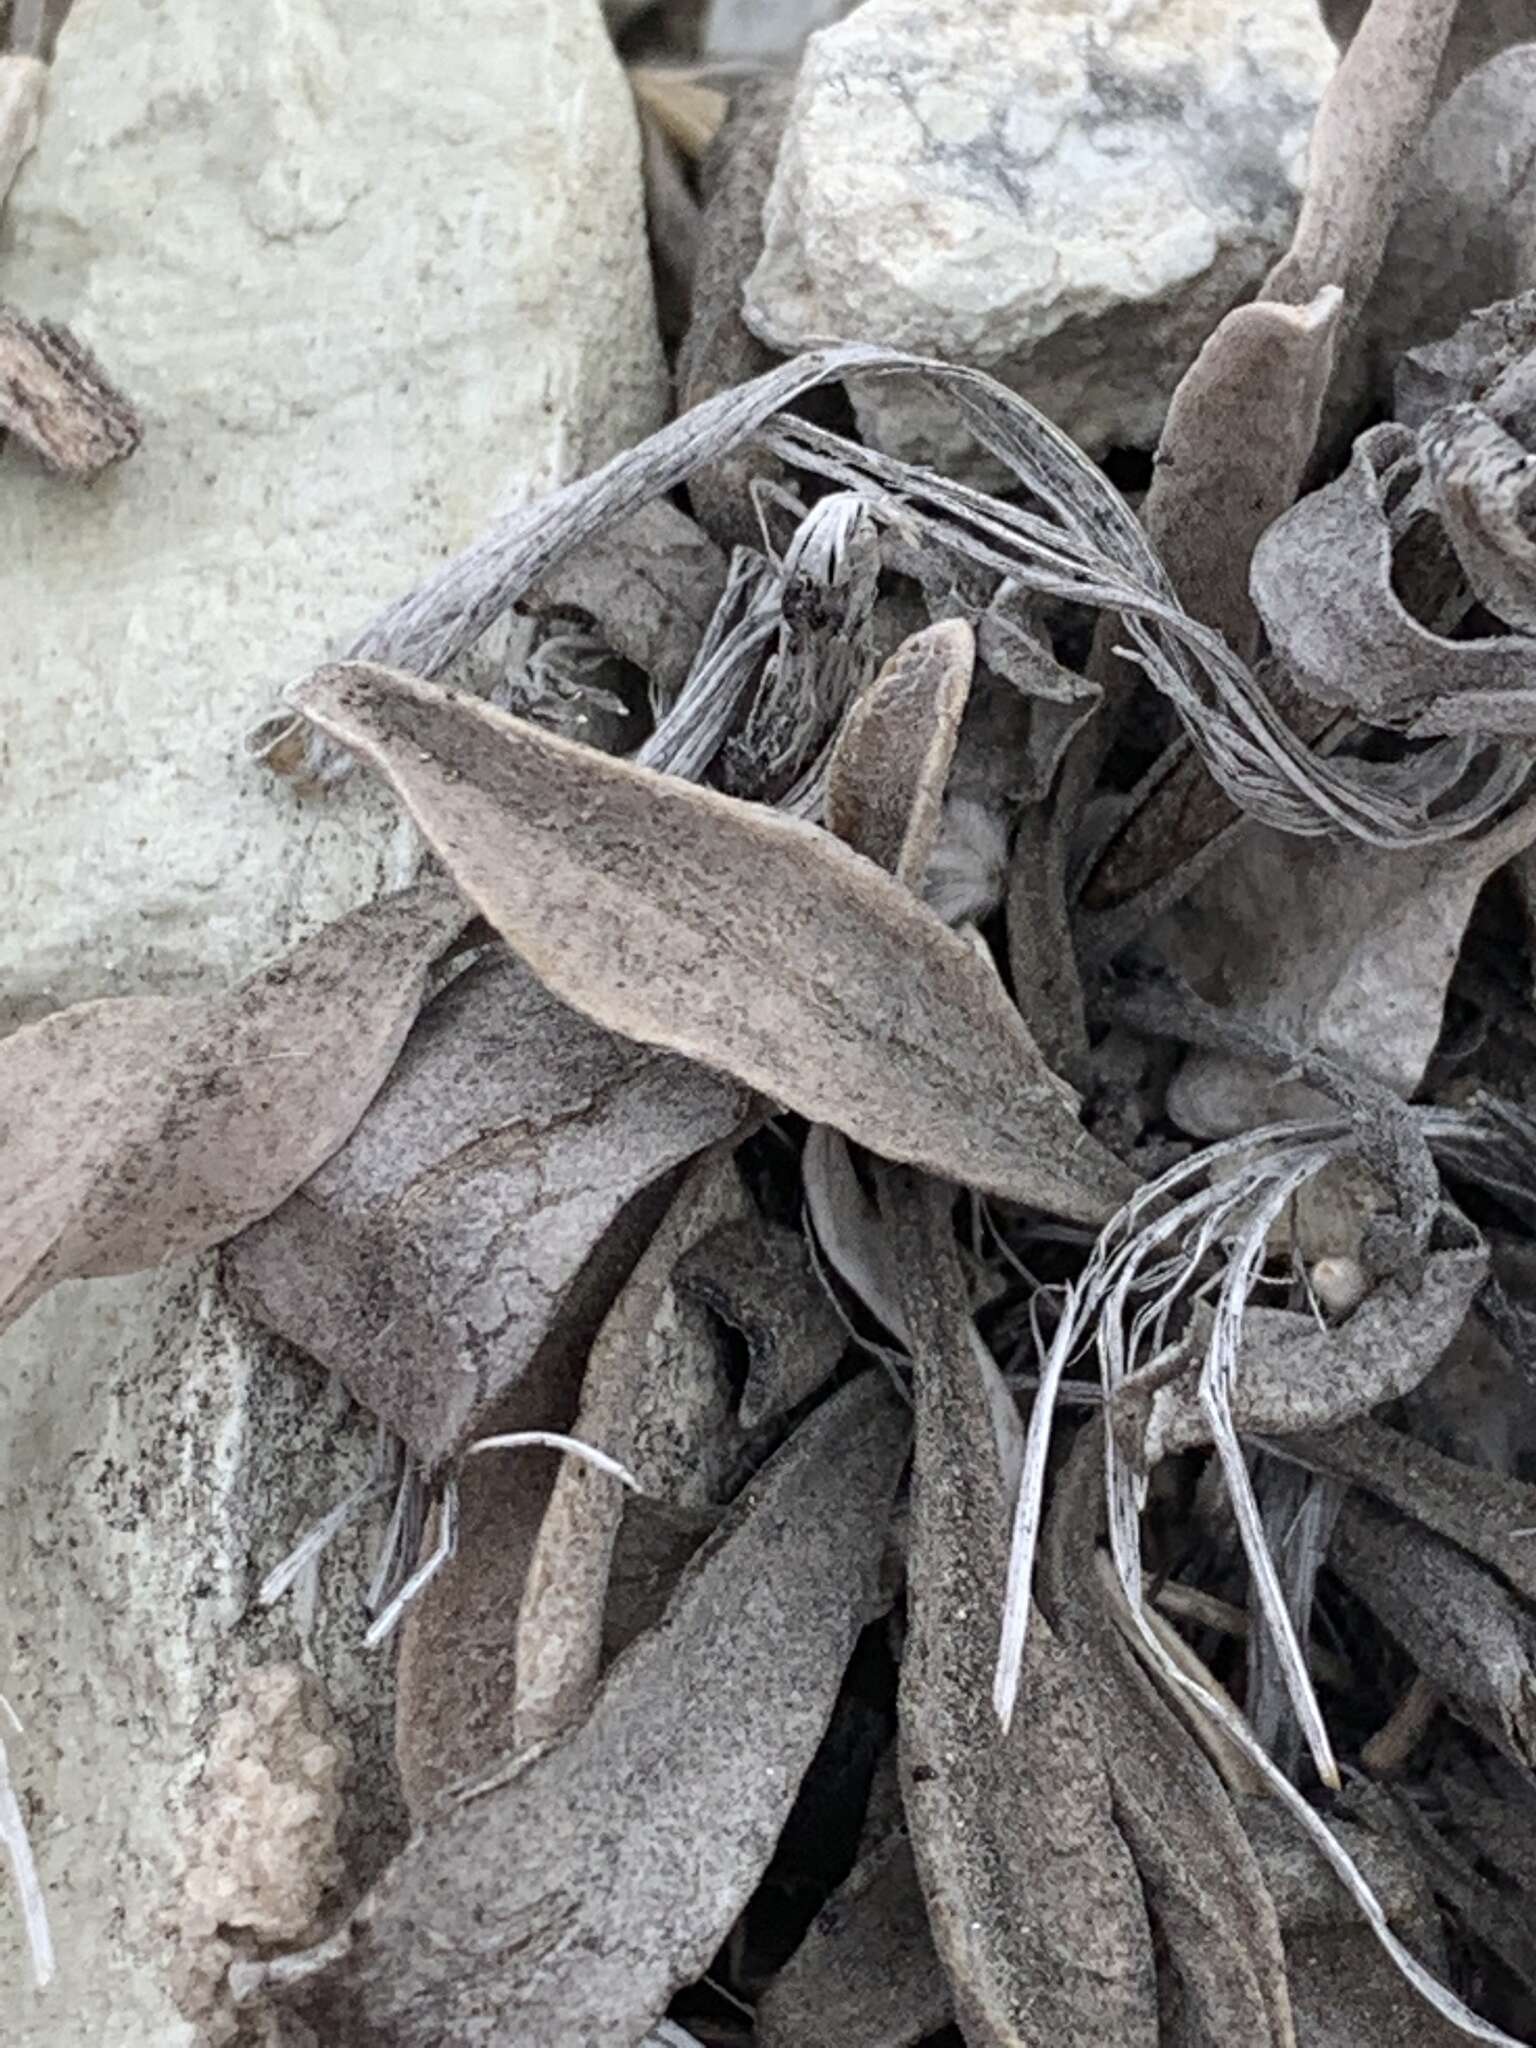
[1038, 1425, 1297, 2048]
[511, 1153, 754, 1754]
[1331, 1497, 1536, 1770]
[0, 882, 470, 1340]
[1422, 402, 1536, 634]
[245, 1373, 910, 2048]
[671, 1205, 847, 1430]
[291, 663, 1135, 1224]
[824, 620, 974, 887]
[1133, 1240, 1485, 1463]
[1250, 421, 1536, 732]
[882, 1169, 1159, 2048]
[754, 1828, 951, 2048]
[226, 948, 749, 1470]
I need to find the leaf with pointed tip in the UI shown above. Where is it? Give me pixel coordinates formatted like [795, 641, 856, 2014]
[246, 1374, 910, 2048]
[0, 883, 470, 1338]
[289, 663, 1135, 1224]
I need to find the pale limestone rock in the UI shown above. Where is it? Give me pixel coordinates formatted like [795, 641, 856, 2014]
[0, 1, 664, 2039]
[744, 0, 1336, 464]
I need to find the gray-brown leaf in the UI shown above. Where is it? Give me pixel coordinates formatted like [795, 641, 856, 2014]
[672, 1205, 847, 1430]
[1039, 1424, 1297, 2048]
[290, 662, 1135, 1223]
[754, 1828, 951, 2048]
[883, 1170, 1158, 2048]
[248, 1372, 909, 2048]
[1332, 1496, 1536, 1769]
[226, 949, 748, 1469]
[1, 883, 470, 1338]
[1136, 1242, 1486, 1462]
[825, 620, 974, 887]
[512, 1153, 754, 1753]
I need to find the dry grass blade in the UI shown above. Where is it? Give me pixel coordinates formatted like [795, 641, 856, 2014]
[290, 662, 1136, 1223]
[243, 1374, 910, 2047]
[0, 1722, 51, 1989]
[825, 620, 974, 887]
[882, 1167, 1159, 2048]
[0, 882, 470, 1339]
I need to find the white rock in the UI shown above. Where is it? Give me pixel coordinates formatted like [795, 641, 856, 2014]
[744, 0, 1337, 464]
[0, 0, 664, 2040]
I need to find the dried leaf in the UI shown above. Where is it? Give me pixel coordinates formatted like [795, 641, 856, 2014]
[512, 1154, 753, 1753]
[290, 663, 1136, 1224]
[1007, 798, 1091, 1089]
[1250, 422, 1536, 732]
[1396, 290, 1536, 431]
[0, 303, 141, 475]
[1039, 1425, 1297, 2048]
[1, 883, 470, 1338]
[247, 1373, 910, 2047]
[1244, 1800, 1467, 2048]
[226, 949, 748, 1468]
[1281, 1416, 1536, 1608]
[672, 1206, 846, 1430]
[754, 1829, 951, 2048]
[825, 621, 974, 887]
[1136, 1241, 1486, 1462]
[395, 1424, 564, 1814]
[1142, 289, 1342, 662]
[1422, 402, 1536, 633]
[1265, 0, 1459, 322]
[676, 75, 792, 547]
[883, 1169, 1159, 2048]
[520, 500, 727, 708]
[1331, 1496, 1536, 1769]
[1160, 799, 1536, 1138]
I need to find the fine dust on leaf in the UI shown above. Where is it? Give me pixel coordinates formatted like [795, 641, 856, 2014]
[0, 882, 470, 1339]
[289, 661, 1135, 1224]
[244, 1374, 909, 2048]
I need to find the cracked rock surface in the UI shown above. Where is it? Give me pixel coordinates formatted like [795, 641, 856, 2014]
[744, 0, 1337, 466]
